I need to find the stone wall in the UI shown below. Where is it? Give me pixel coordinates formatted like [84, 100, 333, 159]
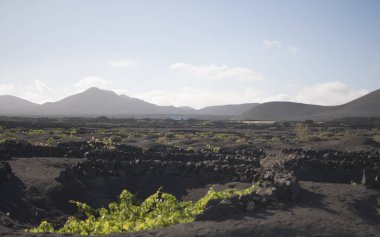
[282, 149, 380, 187]
[0, 162, 12, 183]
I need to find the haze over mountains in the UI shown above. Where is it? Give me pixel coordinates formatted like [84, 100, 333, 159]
[0, 87, 379, 121]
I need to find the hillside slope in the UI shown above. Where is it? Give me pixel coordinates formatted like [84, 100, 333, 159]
[236, 89, 380, 121]
[0, 95, 38, 114]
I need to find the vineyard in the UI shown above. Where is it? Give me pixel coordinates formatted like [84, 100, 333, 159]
[0, 118, 380, 237]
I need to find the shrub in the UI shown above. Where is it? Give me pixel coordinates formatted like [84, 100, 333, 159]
[205, 144, 221, 153]
[156, 136, 168, 144]
[293, 123, 310, 142]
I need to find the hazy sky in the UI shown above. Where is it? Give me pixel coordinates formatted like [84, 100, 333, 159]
[0, 0, 379, 108]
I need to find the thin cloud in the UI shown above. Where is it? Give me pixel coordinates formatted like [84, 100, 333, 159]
[35, 80, 52, 92]
[130, 87, 265, 109]
[288, 46, 300, 55]
[170, 63, 263, 82]
[74, 76, 112, 90]
[293, 81, 368, 105]
[262, 40, 282, 48]
[0, 81, 56, 104]
[263, 40, 301, 55]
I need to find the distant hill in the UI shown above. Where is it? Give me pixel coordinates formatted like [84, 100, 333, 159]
[0, 95, 38, 114]
[34, 87, 189, 116]
[235, 102, 332, 121]
[197, 103, 259, 116]
[236, 89, 380, 121]
[323, 89, 380, 119]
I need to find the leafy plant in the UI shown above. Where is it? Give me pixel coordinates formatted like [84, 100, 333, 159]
[205, 144, 221, 153]
[186, 146, 195, 152]
[69, 128, 78, 135]
[0, 131, 17, 140]
[102, 137, 116, 149]
[25, 129, 46, 135]
[28, 186, 257, 235]
[156, 136, 168, 144]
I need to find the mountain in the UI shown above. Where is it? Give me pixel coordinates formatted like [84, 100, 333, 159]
[236, 89, 380, 121]
[35, 87, 189, 116]
[1, 88, 379, 120]
[3, 88, 256, 117]
[0, 95, 38, 114]
[197, 103, 259, 116]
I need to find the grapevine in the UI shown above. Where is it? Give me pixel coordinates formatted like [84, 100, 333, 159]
[28, 185, 257, 235]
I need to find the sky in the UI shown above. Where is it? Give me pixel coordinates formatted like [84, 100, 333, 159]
[0, 0, 379, 109]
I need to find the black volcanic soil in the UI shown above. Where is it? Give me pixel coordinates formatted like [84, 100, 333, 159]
[118, 182, 380, 237]
[0, 157, 379, 237]
[1, 118, 380, 237]
[0, 157, 253, 236]
[0, 158, 82, 234]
